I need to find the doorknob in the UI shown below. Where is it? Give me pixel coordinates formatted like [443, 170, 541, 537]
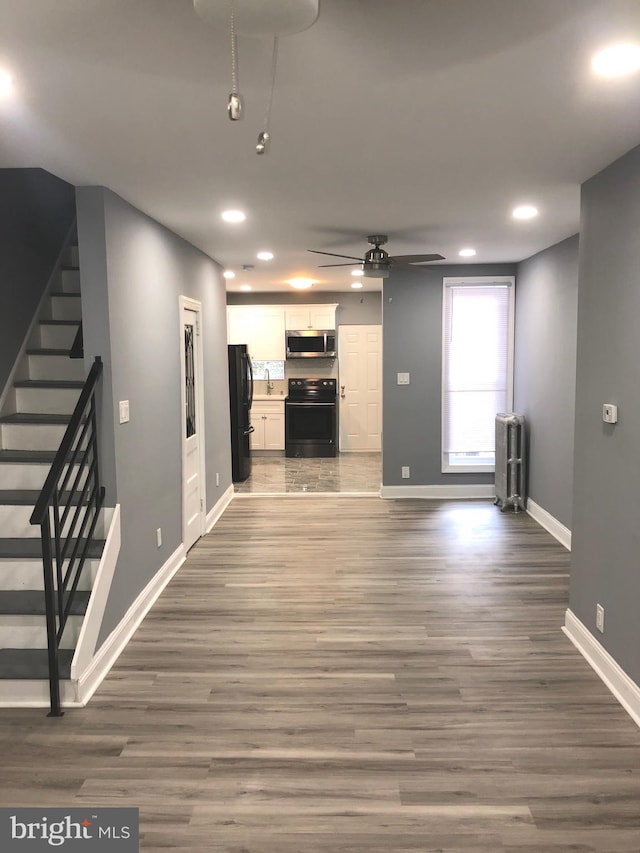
[340, 385, 346, 399]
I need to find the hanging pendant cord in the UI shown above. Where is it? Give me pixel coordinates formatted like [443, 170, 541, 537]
[230, 0, 239, 98]
[263, 36, 279, 135]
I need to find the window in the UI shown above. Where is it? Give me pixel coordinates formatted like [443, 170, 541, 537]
[251, 359, 285, 381]
[442, 277, 515, 473]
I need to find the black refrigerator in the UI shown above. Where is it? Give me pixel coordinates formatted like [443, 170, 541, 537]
[228, 344, 254, 482]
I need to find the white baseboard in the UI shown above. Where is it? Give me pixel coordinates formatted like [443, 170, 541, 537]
[75, 542, 186, 706]
[563, 609, 640, 729]
[527, 498, 571, 551]
[381, 484, 495, 500]
[206, 483, 234, 532]
[71, 504, 121, 682]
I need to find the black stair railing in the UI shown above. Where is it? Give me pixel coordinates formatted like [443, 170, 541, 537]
[30, 356, 105, 717]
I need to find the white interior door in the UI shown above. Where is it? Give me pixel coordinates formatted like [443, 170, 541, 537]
[338, 325, 382, 451]
[181, 298, 206, 552]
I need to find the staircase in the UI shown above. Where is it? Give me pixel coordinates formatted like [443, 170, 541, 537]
[0, 245, 103, 707]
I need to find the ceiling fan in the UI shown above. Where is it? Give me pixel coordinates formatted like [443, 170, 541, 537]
[308, 235, 445, 278]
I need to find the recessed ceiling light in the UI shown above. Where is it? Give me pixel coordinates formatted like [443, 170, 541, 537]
[239, 284, 252, 292]
[459, 248, 477, 258]
[512, 205, 539, 220]
[592, 44, 640, 78]
[221, 209, 246, 223]
[351, 281, 364, 289]
[256, 251, 274, 261]
[351, 269, 364, 276]
[287, 278, 314, 290]
[223, 270, 236, 279]
[0, 70, 13, 97]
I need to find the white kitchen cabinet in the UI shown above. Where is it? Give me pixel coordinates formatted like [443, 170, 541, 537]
[285, 305, 337, 330]
[250, 400, 285, 450]
[227, 306, 286, 360]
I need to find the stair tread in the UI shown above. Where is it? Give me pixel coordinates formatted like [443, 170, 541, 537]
[0, 589, 90, 616]
[39, 320, 80, 327]
[13, 379, 84, 389]
[0, 412, 71, 424]
[26, 348, 73, 356]
[50, 291, 80, 298]
[0, 450, 56, 464]
[0, 648, 73, 680]
[61, 266, 79, 271]
[0, 538, 105, 559]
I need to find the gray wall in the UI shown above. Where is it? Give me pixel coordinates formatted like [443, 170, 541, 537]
[382, 263, 516, 487]
[227, 290, 382, 325]
[570, 145, 640, 684]
[0, 168, 76, 392]
[76, 187, 231, 646]
[514, 235, 579, 528]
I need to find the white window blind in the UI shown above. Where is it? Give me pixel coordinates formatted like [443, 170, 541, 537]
[442, 278, 514, 472]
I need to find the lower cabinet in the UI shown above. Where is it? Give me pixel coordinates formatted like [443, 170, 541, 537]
[251, 401, 285, 451]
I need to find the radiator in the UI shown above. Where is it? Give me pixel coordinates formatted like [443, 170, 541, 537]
[494, 413, 526, 512]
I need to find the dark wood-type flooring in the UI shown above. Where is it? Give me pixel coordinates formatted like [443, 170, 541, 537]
[1, 497, 639, 852]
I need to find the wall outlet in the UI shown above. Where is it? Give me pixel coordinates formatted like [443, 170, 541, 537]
[119, 400, 130, 424]
[216, 472, 220, 487]
[602, 403, 618, 424]
[401, 466, 410, 479]
[156, 527, 162, 548]
[596, 603, 605, 633]
[397, 372, 410, 385]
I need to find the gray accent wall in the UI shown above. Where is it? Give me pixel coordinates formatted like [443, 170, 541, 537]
[570, 145, 640, 685]
[514, 235, 579, 529]
[76, 187, 231, 647]
[0, 168, 76, 393]
[227, 290, 382, 325]
[382, 263, 516, 487]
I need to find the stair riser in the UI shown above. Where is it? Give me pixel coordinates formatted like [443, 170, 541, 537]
[50, 295, 82, 322]
[39, 324, 79, 349]
[0, 560, 98, 591]
[15, 387, 81, 416]
[1, 423, 68, 452]
[28, 355, 84, 382]
[67, 245, 80, 268]
[0, 679, 77, 705]
[0, 463, 52, 490]
[0, 505, 39, 538]
[0, 615, 82, 649]
[59, 269, 80, 294]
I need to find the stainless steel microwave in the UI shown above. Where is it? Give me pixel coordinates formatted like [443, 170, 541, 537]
[285, 329, 336, 359]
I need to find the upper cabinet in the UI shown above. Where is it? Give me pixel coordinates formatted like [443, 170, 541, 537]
[285, 305, 337, 330]
[227, 306, 286, 360]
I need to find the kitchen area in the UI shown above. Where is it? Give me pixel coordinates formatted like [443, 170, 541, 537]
[227, 297, 382, 494]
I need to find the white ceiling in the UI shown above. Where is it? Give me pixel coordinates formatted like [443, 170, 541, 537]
[2, 0, 640, 294]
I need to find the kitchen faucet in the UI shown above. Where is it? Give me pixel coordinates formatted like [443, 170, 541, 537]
[265, 367, 273, 395]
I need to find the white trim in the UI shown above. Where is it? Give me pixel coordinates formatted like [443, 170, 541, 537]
[381, 484, 495, 500]
[206, 483, 235, 532]
[71, 504, 122, 682]
[563, 609, 640, 729]
[75, 542, 186, 706]
[0, 220, 78, 414]
[527, 498, 572, 551]
[179, 296, 207, 550]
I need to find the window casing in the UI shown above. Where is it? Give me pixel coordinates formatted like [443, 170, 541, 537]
[441, 277, 515, 473]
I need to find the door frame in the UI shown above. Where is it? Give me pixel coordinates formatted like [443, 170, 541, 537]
[179, 295, 207, 548]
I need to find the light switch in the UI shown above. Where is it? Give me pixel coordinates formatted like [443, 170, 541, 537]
[602, 403, 618, 424]
[397, 372, 410, 385]
[119, 400, 130, 424]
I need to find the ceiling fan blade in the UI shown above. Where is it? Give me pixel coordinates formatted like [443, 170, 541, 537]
[317, 262, 363, 268]
[390, 253, 445, 263]
[308, 249, 363, 261]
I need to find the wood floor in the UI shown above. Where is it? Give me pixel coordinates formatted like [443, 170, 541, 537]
[1, 497, 639, 852]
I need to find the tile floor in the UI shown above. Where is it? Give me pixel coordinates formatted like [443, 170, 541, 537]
[234, 452, 382, 494]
